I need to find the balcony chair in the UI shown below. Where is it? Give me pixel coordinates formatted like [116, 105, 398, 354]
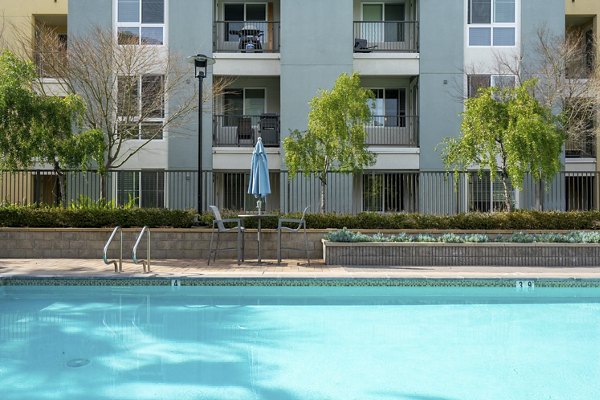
[353, 38, 377, 53]
[208, 205, 245, 265]
[277, 206, 310, 266]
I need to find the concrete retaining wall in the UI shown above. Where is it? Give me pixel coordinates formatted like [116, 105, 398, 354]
[0, 228, 327, 260]
[323, 241, 600, 267]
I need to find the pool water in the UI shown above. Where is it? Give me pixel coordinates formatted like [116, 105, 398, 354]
[1, 284, 599, 400]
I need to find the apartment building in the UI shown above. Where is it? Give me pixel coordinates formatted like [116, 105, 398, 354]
[0, 0, 568, 213]
[62, 0, 568, 214]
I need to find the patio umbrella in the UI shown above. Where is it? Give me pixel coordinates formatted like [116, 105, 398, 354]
[248, 137, 271, 213]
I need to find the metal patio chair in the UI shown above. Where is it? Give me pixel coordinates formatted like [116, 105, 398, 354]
[277, 206, 310, 266]
[208, 205, 245, 265]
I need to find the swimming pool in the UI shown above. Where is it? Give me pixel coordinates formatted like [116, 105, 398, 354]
[1, 280, 599, 400]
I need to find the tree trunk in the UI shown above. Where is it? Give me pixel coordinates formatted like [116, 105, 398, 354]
[99, 172, 106, 200]
[53, 160, 66, 208]
[500, 172, 513, 212]
[320, 175, 327, 214]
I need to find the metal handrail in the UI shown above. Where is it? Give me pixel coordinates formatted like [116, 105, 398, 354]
[103, 226, 123, 272]
[132, 226, 151, 273]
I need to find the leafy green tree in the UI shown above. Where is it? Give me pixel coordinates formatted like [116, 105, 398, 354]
[0, 50, 104, 205]
[439, 79, 565, 211]
[283, 72, 376, 213]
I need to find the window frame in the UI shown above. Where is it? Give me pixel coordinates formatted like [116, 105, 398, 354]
[117, 74, 165, 141]
[115, 0, 167, 46]
[466, 74, 516, 98]
[367, 87, 407, 127]
[117, 170, 165, 208]
[467, 0, 517, 48]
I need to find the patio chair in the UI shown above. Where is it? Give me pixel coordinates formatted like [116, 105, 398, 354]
[277, 206, 310, 266]
[208, 205, 245, 265]
[237, 117, 254, 145]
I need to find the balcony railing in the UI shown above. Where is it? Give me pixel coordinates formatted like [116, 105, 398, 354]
[566, 136, 596, 158]
[214, 21, 280, 53]
[365, 115, 419, 146]
[353, 21, 419, 53]
[213, 114, 280, 147]
[34, 50, 67, 78]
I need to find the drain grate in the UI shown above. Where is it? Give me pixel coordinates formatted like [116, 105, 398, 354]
[66, 358, 90, 368]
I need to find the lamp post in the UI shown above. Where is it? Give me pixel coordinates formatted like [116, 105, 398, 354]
[188, 54, 215, 214]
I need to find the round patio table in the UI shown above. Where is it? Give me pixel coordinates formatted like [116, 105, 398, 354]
[238, 213, 276, 263]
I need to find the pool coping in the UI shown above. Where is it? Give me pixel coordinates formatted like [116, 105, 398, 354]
[3, 275, 600, 288]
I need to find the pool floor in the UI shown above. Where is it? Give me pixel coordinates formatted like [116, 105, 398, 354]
[1, 285, 599, 400]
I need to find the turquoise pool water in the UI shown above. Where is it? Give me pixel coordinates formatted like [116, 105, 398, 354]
[1, 284, 599, 400]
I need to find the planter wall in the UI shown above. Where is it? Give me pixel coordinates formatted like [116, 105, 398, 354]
[323, 240, 600, 267]
[0, 228, 327, 260]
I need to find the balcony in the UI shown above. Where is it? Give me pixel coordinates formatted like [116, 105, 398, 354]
[353, 21, 419, 53]
[365, 115, 419, 146]
[213, 114, 280, 147]
[566, 136, 596, 158]
[214, 21, 280, 53]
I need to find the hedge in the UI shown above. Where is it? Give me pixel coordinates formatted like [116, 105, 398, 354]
[202, 210, 600, 230]
[0, 206, 196, 228]
[1, 206, 600, 230]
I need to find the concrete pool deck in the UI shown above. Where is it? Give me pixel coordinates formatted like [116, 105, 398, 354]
[1, 258, 600, 279]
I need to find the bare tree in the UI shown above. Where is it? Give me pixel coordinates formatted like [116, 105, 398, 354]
[30, 25, 231, 197]
[487, 29, 600, 149]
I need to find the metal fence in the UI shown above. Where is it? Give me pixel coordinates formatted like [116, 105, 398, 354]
[353, 21, 419, 52]
[1, 169, 598, 214]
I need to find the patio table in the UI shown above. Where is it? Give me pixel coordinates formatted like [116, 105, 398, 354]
[238, 213, 276, 263]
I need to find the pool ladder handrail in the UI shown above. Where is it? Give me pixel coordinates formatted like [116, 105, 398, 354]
[132, 226, 151, 273]
[103, 226, 123, 272]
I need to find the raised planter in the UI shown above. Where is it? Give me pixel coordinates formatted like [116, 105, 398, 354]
[322, 240, 600, 267]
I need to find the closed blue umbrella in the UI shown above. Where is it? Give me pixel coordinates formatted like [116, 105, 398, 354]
[248, 137, 271, 212]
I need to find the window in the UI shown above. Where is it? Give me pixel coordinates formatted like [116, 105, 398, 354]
[468, 0, 515, 47]
[117, 74, 164, 139]
[224, 3, 267, 42]
[467, 74, 515, 97]
[362, 173, 418, 212]
[117, 0, 165, 45]
[368, 88, 406, 127]
[362, 3, 405, 43]
[117, 170, 165, 208]
[467, 172, 512, 212]
[223, 88, 266, 125]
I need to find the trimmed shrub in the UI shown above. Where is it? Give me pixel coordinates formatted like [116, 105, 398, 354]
[0, 205, 196, 228]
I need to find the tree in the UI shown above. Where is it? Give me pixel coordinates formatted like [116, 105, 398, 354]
[31, 26, 230, 198]
[439, 79, 565, 211]
[0, 50, 104, 205]
[283, 72, 376, 213]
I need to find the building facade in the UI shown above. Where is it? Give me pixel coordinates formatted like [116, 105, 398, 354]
[2, 0, 578, 213]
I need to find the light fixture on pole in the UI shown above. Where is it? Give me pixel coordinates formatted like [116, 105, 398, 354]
[188, 53, 215, 214]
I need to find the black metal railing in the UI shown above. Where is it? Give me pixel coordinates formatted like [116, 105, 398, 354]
[566, 137, 596, 158]
[213, 21, 280, 53]
[365, 115, 418, 146]
[1, 170, 599, 214]
[353, 21, 419, 52]
[213, 114, 280, 147]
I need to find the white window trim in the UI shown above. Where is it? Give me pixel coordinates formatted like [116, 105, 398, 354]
[466, 0, 519, 48]
[117, 74, 166, 141]
[114, 0, 169, 46]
